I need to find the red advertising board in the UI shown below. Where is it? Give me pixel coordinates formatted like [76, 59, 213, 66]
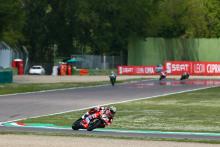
[117, 66, 158, 75]
[165, 61, 220, 75]
[192, 62, 220, 75]
[118, 61, 220, 76]
[192, 62, 206, 75]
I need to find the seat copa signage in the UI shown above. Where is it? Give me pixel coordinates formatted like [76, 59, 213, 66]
[118, 61, 220, 75]
[165, 61, 220, 75]
[118, 65, 158, 75]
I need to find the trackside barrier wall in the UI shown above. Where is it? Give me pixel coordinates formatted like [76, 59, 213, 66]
[165, 61, 220, 75]
[118, 61, 220, 76]
[118, 65, 159, 75]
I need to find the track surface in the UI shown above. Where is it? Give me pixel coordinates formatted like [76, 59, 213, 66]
[0, 79, 220, 140]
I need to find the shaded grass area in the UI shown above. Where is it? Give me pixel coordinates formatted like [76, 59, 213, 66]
[21, 87, 220, 133]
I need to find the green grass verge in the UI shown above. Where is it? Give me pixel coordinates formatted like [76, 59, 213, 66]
[0, 82, 107, 95]
[21, 87, 220, 133]
[0, 78, 146, 95]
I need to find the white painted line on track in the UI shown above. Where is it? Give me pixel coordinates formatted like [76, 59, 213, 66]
[1, 84, 219, 124]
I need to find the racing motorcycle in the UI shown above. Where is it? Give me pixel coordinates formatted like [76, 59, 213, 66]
[109, 74, 116, 86]
[180, 72, 190, 80]
[72, 114, 107, 131]
[159, 71, 167, 81]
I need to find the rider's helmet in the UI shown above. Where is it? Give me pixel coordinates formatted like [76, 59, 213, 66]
[105, 106, 116, 118]
[111, 71, 115, 75]
[109, 106, 116, 114]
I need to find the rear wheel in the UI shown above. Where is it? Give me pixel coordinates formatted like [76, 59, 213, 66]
[87, 119, 102, 131]
[110, 77, 116, 86]
[72, 118, 82, 130]
[180, 76, 184, 80]
[159, 75, 166, 81]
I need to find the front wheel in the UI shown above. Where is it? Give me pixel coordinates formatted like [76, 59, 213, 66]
[87, 119, 102, 131]
[159, 75, 166, 81]
[72, 118, 82, 130]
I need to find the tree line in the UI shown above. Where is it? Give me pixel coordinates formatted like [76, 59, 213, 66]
[1, 0, 220, 64]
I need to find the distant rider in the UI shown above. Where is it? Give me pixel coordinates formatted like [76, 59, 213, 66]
[159, 70, 167, 80]
[180, 72, 190, 80]
[109, 71, 117, 86]
[82, 106, 116, 128]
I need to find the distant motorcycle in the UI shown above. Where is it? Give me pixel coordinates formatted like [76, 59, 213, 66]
[159, 71, 167, 81]
[109, 75, 116, 86]
[180, 72, 190, 80]
[109, 72, 117, 86]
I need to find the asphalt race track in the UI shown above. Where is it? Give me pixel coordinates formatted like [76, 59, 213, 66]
[0, 78, 220, 140]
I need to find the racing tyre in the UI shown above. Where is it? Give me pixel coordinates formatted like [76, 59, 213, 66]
[87, 119, 102, 131]
[159, 75, 166, 81]
[110, 77, 116, 86]
[72, 118, 82, 130]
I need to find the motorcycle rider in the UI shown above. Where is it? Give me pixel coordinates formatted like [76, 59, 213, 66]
[82, 106, 117, 128]
[180, 72, 190, 80]
[156, 64, 163, 73]
[109, 71, 117, 86]
[159, 70, 167, 80]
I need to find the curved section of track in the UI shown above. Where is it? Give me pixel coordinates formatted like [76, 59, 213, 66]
[0, 79, 220, 140]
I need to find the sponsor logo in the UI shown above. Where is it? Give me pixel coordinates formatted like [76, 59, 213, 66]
[119, 66, 122, 74]
[193, 64, 205, 73]
[123, 67, 134, 73]
[166, 62, 171, 73]
[144, 67, 154, 74]
[136, 67, 145, 74]
[172, 64, 189, 72]
[207, 64, 220, 73]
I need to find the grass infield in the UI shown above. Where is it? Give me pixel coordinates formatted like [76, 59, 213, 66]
[0, 78, 145, 95]
[20, 87, 220, 133]
[0, 82, 108, 95]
